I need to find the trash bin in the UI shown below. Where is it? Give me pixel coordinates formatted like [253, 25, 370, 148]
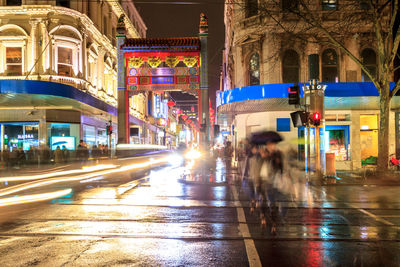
[325, 152, 336, 177]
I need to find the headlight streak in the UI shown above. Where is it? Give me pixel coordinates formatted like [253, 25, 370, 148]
[0, 156, 170, 199]
[0, 188, 72, 207]
[0, 164, 118, 182]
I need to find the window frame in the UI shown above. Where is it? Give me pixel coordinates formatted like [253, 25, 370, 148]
[57, 46, 74, 77]
[282, 49, 300, 83]
[5, 46, 23, 76]
[248, 52, 260, 86]
[322, 48, 339, 83]
[361, 48, 377, 82]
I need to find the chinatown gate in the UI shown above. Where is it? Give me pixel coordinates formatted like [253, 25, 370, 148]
[116, 14, 210, 147]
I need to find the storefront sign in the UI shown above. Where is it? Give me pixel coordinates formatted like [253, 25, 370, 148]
[17, 134, 34, 139]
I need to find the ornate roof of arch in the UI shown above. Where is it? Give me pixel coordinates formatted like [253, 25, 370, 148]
[122, 37, 200, 51]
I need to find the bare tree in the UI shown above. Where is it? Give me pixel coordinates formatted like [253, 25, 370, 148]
[232, 0, 400, 170]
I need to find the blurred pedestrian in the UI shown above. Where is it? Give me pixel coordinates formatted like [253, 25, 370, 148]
[76, 140, 87, 163]
[223, 141, 233, 174]
[260, 141, 284, 233]
[17, 147, 26, 167]
[236, 141, 246, 178]
[247, 144, 263, 213]
[55, 146, 63, 164]
[62, 145, 69, 163]
[2, 147, 10, 169]
[92, 145, 101, 160]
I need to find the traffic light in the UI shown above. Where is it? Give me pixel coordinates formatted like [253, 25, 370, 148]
[106, 125, 113, 135]
[290, 111, 308, 127]
[311, 112, 321, 126]
[288, 85, 300, 105]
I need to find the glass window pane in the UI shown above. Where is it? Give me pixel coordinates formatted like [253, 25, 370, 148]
[58, 64, 72, 76]
[6, 0, 21, 5]
[322, 49, 337, 65]
[249, 53, 260, 86]
[7, 65, 22, 76]
[327, 129, 348, 160]
[58, 47, 72, 65]
[283, 50, 299, 83]
[322, 67, 338, 82]
[322, 0, 337, 10]
[322, 49, 338, 82]
[6, 47, 22, 63]
[246, 0, 258, 17]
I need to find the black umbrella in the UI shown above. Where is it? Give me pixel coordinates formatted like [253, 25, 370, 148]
[250, 131, 283, 145]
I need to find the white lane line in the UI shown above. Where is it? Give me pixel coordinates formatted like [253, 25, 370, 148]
[231, 185, 262, 267]
[312, 187, 397, 227]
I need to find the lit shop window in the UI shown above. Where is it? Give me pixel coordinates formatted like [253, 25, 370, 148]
[6, 47, 22, 76]
[58, 47, 73, 76]
[249, 53, 260, 86]
[325, 125, 350, 161]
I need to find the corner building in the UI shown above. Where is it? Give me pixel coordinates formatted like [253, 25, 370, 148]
[218, 0, 400, 171]
[0, 0, 149, 152]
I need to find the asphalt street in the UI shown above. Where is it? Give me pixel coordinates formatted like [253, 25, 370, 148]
[0, 159, 399, 266]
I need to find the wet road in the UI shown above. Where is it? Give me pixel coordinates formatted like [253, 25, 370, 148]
[0, 160, 400, 266]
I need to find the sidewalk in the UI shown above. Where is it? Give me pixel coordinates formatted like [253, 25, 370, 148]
[323, 170, 400, 186]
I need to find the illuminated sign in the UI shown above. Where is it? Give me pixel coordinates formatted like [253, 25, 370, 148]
[126, 67, 200, 92]
[17, 134, 34, 139]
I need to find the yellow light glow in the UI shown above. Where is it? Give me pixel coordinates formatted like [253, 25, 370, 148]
[0, 188, 72, 207]
[0, 164, 117, 182]
[0, 157, 170, 198]
[185, 149, 201, 160]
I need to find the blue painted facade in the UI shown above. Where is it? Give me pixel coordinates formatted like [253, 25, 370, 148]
[217, 82, 395, 107]
[0, 80, 152, 129]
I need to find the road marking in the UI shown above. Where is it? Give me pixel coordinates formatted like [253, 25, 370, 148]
[231, 185, 262, 267]
[312, 187, 397, 227]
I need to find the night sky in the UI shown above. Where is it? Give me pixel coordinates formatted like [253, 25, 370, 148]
[134, 0, 225, 108]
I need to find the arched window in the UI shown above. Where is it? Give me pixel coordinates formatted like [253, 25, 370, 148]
[282, 49, 299, 83]
[322, 49, 338, 82]
[361, 48, 377, 82]
[245, 0, 258, 18]
[249, 53, 260, 86]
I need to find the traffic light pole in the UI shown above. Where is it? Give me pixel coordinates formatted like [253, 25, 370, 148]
[303, 80, 326, 177]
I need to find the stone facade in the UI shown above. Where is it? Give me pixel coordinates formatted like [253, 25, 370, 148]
[0, 0, 147, 118]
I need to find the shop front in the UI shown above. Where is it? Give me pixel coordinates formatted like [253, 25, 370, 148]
[1, 122, 39, 151]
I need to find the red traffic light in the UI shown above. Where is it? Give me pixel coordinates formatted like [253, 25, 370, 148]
[312, 112, 321, 126]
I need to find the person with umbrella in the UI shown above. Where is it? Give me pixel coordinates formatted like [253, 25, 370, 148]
[250, 131, 284, 233]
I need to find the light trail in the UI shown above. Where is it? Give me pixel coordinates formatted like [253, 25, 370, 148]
[0, 189, 72, 207]
[0, 156, 170, 199]
[0, 164, 118, 182]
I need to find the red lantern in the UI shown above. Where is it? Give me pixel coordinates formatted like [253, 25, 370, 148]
[176, 109, 182, 115]
[167, 101, 175, 107]
[181, 114, 188, 120]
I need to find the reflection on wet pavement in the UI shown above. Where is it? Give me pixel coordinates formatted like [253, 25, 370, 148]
[0, 160, 400, 266]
